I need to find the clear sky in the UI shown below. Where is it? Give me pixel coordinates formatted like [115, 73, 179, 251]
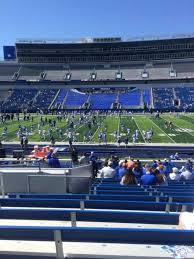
[1, 0, 194, 58]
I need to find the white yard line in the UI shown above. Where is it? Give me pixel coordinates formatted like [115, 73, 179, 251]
[148, 118, 176, 143]
[133, 117, 146, 143]
[162, 116, 194, 137]
[92, 126, 100, 140]
[117, 116, 121, 136]
[62, 123, 85, 142]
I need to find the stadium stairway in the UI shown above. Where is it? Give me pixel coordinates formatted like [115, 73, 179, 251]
[0, 180, 194, 258]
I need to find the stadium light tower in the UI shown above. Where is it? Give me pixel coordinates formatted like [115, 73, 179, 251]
[169, 64, 177, 78]
[115, 67, 122, 80]
[39, 72, 46, 80]
[90, 69, 97, 81]
[12, 72, 20, 81]
[141, 66, 149, 78]
[65, 71, 72, 80]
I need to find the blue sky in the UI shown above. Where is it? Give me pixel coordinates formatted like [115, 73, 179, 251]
[1, 0, 194, 58]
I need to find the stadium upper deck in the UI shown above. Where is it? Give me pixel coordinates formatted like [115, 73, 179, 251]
[15, 35, 194, 64]
[0, 35, 194, 87]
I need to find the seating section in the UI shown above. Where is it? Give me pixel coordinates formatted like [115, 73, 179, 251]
[64, 90, 88, 108]
[0, 179, 194, 258]
[90, 93, 117, 109]
[2, 86, 194, 111]
[174, 87, 194, 109]
[52, 89, 67, 108]
[152, 87, 174, 109]
[32, 89, 58, 110]
[119, 89, 141, 107]
[2, 89, 38, 111]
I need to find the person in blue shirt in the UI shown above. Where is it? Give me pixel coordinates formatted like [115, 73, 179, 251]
[163, 158, 173, 176]
[118, 162, 127, 180]
[140, 171, 156, 186]
[133, 161, 143, 180]
[46, 147, 54, 160]
[48, 152, 61, 168]
[152, 160, 158, 169]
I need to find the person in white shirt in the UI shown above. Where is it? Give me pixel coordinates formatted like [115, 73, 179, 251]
[169, 167, 181, 181]
[99, 161, 116, 178]
[180, 166, 193, 180]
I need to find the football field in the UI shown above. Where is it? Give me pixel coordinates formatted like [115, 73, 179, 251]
[1, 113, 194, 144]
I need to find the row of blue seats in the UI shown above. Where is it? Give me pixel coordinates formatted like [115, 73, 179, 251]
[93, 182, 194, 187]
[91, 186, 194, 192]
[95, 190, 194, 196]
[8, 193, 194, 203]
[0, 208, 179, 224]
[0, 198, 193, 211]
[95, 179, 194, 184]
[0, 226, 193, 246]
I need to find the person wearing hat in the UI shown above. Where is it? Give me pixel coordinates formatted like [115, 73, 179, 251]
[169, 167, 180, 181]
[28, 145, 40, 159]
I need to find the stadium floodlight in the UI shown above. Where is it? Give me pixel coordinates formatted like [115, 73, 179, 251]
[65, 72, 71, 80]
[142, 67, 149, 78]
[115, 71, 122, 80]
[170, 70, 177, 77]
[169, 64, 177, 77]
[40, 72, 46, 80]
[12, 72, 19, 80]
[90, 72, 97, 81]
[142, 71, 149, 78]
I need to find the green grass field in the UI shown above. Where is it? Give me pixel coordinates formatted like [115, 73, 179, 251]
[1, 113, 194, 144]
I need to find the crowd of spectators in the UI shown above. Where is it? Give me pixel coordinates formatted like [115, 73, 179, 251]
[28, 145, 61, 168]
[2, 89, 38, 111]
[93, 155, 194, 185]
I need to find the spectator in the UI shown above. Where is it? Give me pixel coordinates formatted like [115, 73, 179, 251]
[184, 159, 193, 172]
[89, 151, 98, 178]
[142, 163, 152, 175]
[20, 137, 24, 149]
[153, 169, 168, 186]
[180, 166, 193, 180]
[70, 146, 78, 166]
[163, 158, 173, 176]
[46, 147, 54, 160]
[117, 160, 127, 180]
[110, 155, 119, 169]
[125, 157, 135, 169]
[174, 152, 180, 160]
[132, 161, 143, 180]
[48, 152, 61, 168]
[79, 152, 89, 165]
[152, 160, 158, 169]
[157, 163, 166, 175]
[140, 170, 156, 186]
[170, 152, 181, 160]
[120, 169, 137, 186]
[99, 161, 116, 179]
[169, 167, 180, 181]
